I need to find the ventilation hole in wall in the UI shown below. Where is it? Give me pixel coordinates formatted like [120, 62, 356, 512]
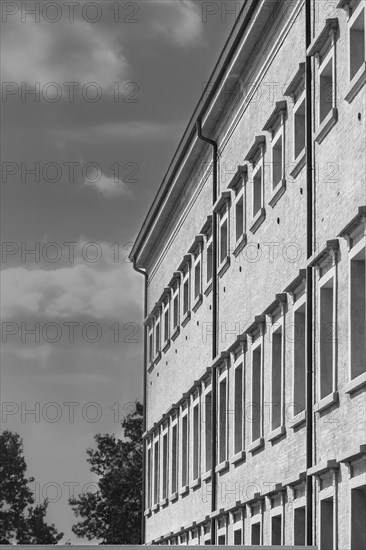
[277, 218, 280, 224]
[209, 305, 212, 310]
[239, 266, 242, 272]
[185, 335, 188, 340]
[150, 381, 152, 386]
[257, 243, 260, 249]
[197, 321, 199, 326]
[175, 349, 177, 354]
[358, 113, 362, 121]
[322, 217, 324, 222]
[224, 287, 226, 292]
[157, 372, 159, 377]
[300, 188, 303, 195]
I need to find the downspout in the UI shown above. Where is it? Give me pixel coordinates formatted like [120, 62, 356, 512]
[196, 119, 218, 545]
[305, 0, 313, 545]
[132, 260, 148, 544]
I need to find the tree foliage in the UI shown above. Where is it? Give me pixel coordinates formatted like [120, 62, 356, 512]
[69, 401, 143, 544]
[0, 430, 63, 544]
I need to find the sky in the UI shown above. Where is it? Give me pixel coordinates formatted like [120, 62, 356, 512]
[0, 0, 242, 543]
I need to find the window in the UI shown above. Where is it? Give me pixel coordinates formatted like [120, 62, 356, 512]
[182, 263, 190, 319]
[181, 407, 189, 488]
[308, 19, 338, 141]
[294, 92, 306, 160]
[148, 323, 154, 364]
[146, 442, 152, 509]
[293, 295, 306, 414]
[319, 275, 335, 399]
[153, 436, 160, 505]
[320, 498, 334, 550]
[228, 167, 247, 250]
[218, 205, 229, 266]
[204, 381, 212, 472]
[218, 367, 228, 464]
[234, 362, 244, 454]
[251, 339, 262, 443]
[217, 516, 227, 546]
[233, 510, 243, 545]
[349, 1, 366, 82]
[271, 515, 282, 545]
[206, 237, 213, 285]
[351, 484, 366, 548]
[171, 416, 178, 495]
[155, 313, 161, 357]
[294, 506, 306, 545]
[162, 429, 168, 499]
[172, 279, 180, 332]
[251, 522, 261, 545]
[203, 523, 211, 545]
[162, 295, 170, 346]
[192, 242, 203, 303]
[350, 244, 366, 380]
[191, 392, 200, 481]
[270, 321, 283, 432]
[263, 101, 287, 205]
[245, 135, 266, 233]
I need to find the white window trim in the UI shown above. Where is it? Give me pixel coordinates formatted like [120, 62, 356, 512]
[202, 523, 211, 545]
[232, 508, 245, 545]
[180, 402, 189, 494]
[315, 265, 338, 412]
[269, 493, 285, 546]
[249, 501, 263, 546]
[203, 378, 213, 476]
[216, 515, 228, 545]
[171, 276, 181, 339]
[318, 471, 338, 550]
[148, 322, 154, 368]
[181, 263, 191, 325]
[162, 294, 170, 351]
[250, 146, 265, 231]
[291, 292, 307, 423]
[160, 423, 169, 505]
[248, 328, 265, 452]
[152, 431, 160, 509]
[268, 114, 286, 208]
[192, 243, 203, 311]
[217, 363, 229, 468]
[232, 175, 247, 256]
[154, 309, 162, 362]
[293, 88, 306, 165]
[146, 439, 152, 512]
[231, 349, 246, 462]
[349, 471, 366, 550]
[190, 390, 201, 485]
[268, 311, 286, 441]
[218, 202, 230, 275]
[169, 412, 179, 500]
[346, 0, 366, 101]
[346, 235, 366, 392]
[315, 32, 338, 143]
[204, 231, 213, 295]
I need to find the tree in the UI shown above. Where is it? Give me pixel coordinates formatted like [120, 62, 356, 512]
[0, 430, 63, 544]
[69, 401, 143, 544]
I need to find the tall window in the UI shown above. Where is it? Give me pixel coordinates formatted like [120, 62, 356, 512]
[233, 510, 243, 545]
[192, 392, 200, 481]
[218, 367, 228, 464]
[171, 279, 180, 333]
[146, 442, 152, 509]
[171, 416, 178, 495]
[284, 63, 305, 172]
[206, 236, 213, 285]
[162, 429, 168, 499]
[263, 101, 287, 206]
[271, 322, 283, 432]
[294, 92, 306, 160]
[192, 240, 203, 304]
[218, 204, 229, 267]
[251, 339, 262, 443]
[350, 244, 366, 380]
[181, 408, 189, 487]
[308, 19, 338, 142]
[228, 167, 247, 254]
[155, 314, 161, 357]
[204, 383, 212, 472]
[153, 436, 160, 505]
[181, 263, 190, 319]
[148, 323, 154, 364]
[293, 295, 306, 414]
[234, 361, 244, 454]
[162, 295, 170, 346]
[348, 0, 365, 82]
[245, 136, 266, 233]
[319, 275, 335, 399]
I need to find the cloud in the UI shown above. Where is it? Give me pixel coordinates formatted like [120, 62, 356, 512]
[83, 169, 132, 198]
[1, 242, 142, 321]
[2, 18, 128, 86]
[149, 0, 203, 47]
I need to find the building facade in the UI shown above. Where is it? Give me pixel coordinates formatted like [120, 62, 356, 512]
[130, 0, 366, 546]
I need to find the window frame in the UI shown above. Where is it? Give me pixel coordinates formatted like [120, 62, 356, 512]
[146, 438, 152, 511]
[203, 377, 213, 475]
[169, 411, 179, 499]
[292, 292, 307, 422]
[162, 292, 170, 351]
[344, 0, 366, 101]
[161, 422, 169, 504]
[179, 401, 189, 494]
[232, 344, 246, 462]
[262, 100, 287, 208]
[248, 323, 265, 453]
[348, 236, 366, 389]
[244, 136, 266, 234]
[217, 362, 229, 467]
[181, 259, 191, 325]
[152, 431, 160, 509]
[192, 240, 203, 310]
[268, 307, 286, 440]
[190, 389, 201, 485]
